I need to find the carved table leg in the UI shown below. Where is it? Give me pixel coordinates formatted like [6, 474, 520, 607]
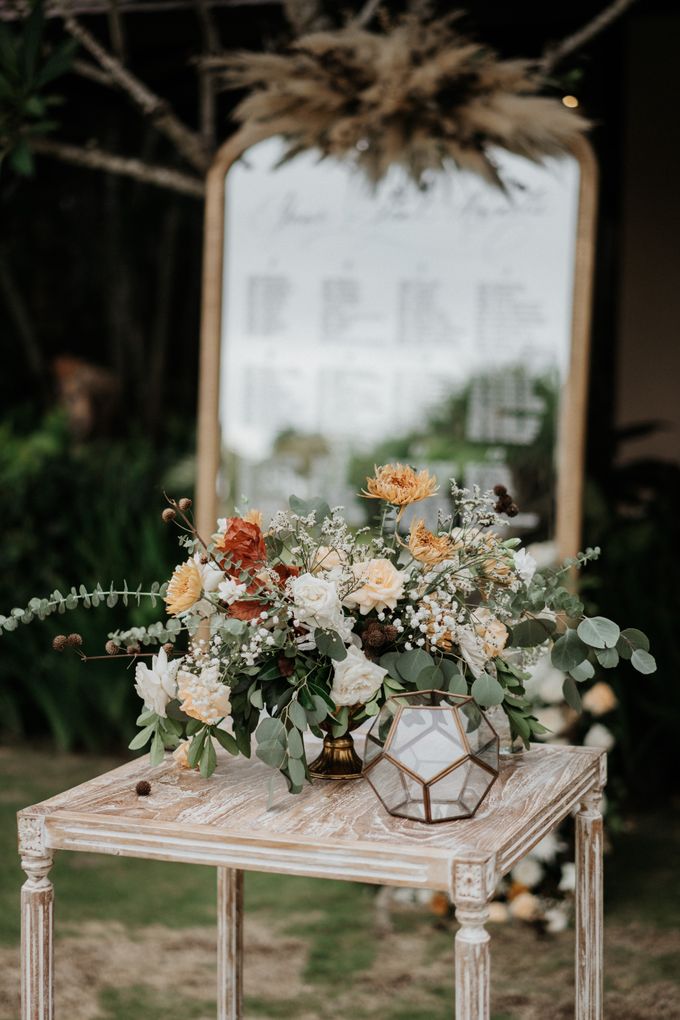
[217, 867, 243, 1020]
[455, 902, 491, 1020]
[453, 856, 495, 1020]
[575, 788, 604, 1020]
[20, 852, 54, 1020]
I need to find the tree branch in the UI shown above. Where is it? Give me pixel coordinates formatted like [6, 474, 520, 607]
[353, 0, 381, 29]
[71, 57, 115, 86]
[193, 0, 220, 148]
[61, 14, 211, 172]
[31, 138, 205, 198]
[540, 0, 638, 75]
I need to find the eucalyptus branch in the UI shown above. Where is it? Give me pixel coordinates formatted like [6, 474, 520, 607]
[30, 138, 205, 197]
[0, 583, 167, 635]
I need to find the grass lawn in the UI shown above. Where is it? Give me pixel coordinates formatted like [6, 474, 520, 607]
[1, 747, 678, 1020]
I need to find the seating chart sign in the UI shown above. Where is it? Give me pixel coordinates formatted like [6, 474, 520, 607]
[220, 136, 582, 541]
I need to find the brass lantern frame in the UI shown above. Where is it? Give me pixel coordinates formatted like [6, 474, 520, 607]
[363, 690, 500, 824]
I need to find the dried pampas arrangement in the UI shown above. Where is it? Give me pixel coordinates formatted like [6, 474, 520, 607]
[221, 12, 589, 188]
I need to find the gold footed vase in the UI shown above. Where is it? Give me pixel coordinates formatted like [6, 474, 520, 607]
[308, 733, 363, 781]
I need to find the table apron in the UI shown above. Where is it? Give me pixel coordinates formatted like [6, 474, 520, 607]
[43, 816, 453, 889]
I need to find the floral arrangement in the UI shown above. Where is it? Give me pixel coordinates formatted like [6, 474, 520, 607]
[2, 464, 655, 793]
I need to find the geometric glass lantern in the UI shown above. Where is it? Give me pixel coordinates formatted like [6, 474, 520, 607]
[363, 690, 500, 823]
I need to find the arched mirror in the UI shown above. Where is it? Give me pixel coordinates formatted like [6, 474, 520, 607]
[197, 130, 596, 561]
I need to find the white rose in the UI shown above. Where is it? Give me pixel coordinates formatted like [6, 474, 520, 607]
[134, 647, 181, 718]
[343, 558, 407, 615]
[511, 857, 544, 889]
[514, 548, 537, 585]
[289, 572, 353, 639]
[218, 578, 248, 605]
[583, 723, 615, 751]
[330, 645, 388, 706]
[193, 552, 224, 592]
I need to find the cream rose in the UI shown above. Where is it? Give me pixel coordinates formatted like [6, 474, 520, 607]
[288, 572, 352, 639]
[343, 558, 407, 615]
[178, 664, 231, 726]
[134, 647, 181, 718]
[330, 645, 388, 706]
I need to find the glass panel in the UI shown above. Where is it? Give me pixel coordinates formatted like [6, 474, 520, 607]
[429, 759, 494, 820]
[365, 755, 426, 820]
[388, 706, 466, 782]
[474, 737, 500, 773]
[458, 703, 497, 753]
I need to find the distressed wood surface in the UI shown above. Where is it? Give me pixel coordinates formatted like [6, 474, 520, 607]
[19, 743, 604, 892]
[575, 787, 604, 1020]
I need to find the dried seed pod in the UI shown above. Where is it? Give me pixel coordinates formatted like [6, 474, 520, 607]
[135, 780, 151, 796]
[52, 634, 68, 652]
[162, 642, 174, 654]
[127, 643, 141, 655]
[66, 633, 83, 647]
[161, 508, 176, 523]
[105, 640, 120, 656]
[178, 497, 192, 511]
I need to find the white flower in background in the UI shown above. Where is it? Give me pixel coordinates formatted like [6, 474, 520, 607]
[134, 647, 181, 718]
[511, 857, 544, 889]
[530, 832, 565, 864]
[488, 901, 510, 923]
[508, 891, 541, 922]
[544, 906, 569, 933]
[343, 558, 407, 615]
[218, 578, 248, 605]
[193, 553, 224, 592]
[526, 540, 558, 570]
[289, 572, 353, 640]
[525, 653, 566, 705]
[514, 548, 537, 585]
[534, 706, 569, 738]
[330, 645, 387, 706]
[559, 862, 576, 892]
[583, 723, 615, 751]
[178, 664, 231, 726]
[582, 682, 618, 716]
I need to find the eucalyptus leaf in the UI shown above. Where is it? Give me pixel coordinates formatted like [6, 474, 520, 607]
[570, 659, 595, 683]
[415, 664, 444, 691]
[510, 617, 556, 648]
[616, 628, 650, 660]
[595, 647, 619, 669]
[287, 728, 304, 758]
[577, 616, 620, 650]
[395, 649, 434, 683]
[287, 756, 306, 786]
[562, 676, 582, 711]
[314, 628, 347, 661]
[256, 717, 285, 743]
[471, 673, 504, 707]
[551, 630, 589, 672]
[288, 700, 307, 730]
[631, 649, 656, 675]
[256, 739, 287, 769]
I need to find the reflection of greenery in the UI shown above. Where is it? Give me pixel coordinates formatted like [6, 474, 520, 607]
[350, 367, 558, 540]
[273, 430, 330, 477]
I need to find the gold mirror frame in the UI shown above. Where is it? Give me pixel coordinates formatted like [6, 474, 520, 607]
[195, 127, 598, 561]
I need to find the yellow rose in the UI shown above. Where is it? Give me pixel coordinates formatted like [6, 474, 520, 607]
[407, 519, 457, 565]
[164, 560, 203, 616]
[343, 558, 407, 615]
[242, 508, 263, 528]
[362, 463, 438, 507]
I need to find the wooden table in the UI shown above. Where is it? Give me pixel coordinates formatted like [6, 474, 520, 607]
[17, 742, 606, 1020]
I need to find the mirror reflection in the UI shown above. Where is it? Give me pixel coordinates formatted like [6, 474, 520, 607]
[219, 136, 580, 542]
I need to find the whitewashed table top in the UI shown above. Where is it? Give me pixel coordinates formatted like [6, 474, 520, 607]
[18, 742, 605, 894]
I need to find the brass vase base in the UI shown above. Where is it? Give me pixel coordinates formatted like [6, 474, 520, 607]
[309, 734, 364, 781]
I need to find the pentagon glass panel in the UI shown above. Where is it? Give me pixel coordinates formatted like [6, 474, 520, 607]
[363, 690, 499, 823]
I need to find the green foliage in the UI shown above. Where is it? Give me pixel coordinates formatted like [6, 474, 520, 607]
[0, 0, 76, 175]
[0, 413, 187, 750]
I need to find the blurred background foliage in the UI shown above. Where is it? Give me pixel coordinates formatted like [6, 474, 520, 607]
[0, 0, 679, 809]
